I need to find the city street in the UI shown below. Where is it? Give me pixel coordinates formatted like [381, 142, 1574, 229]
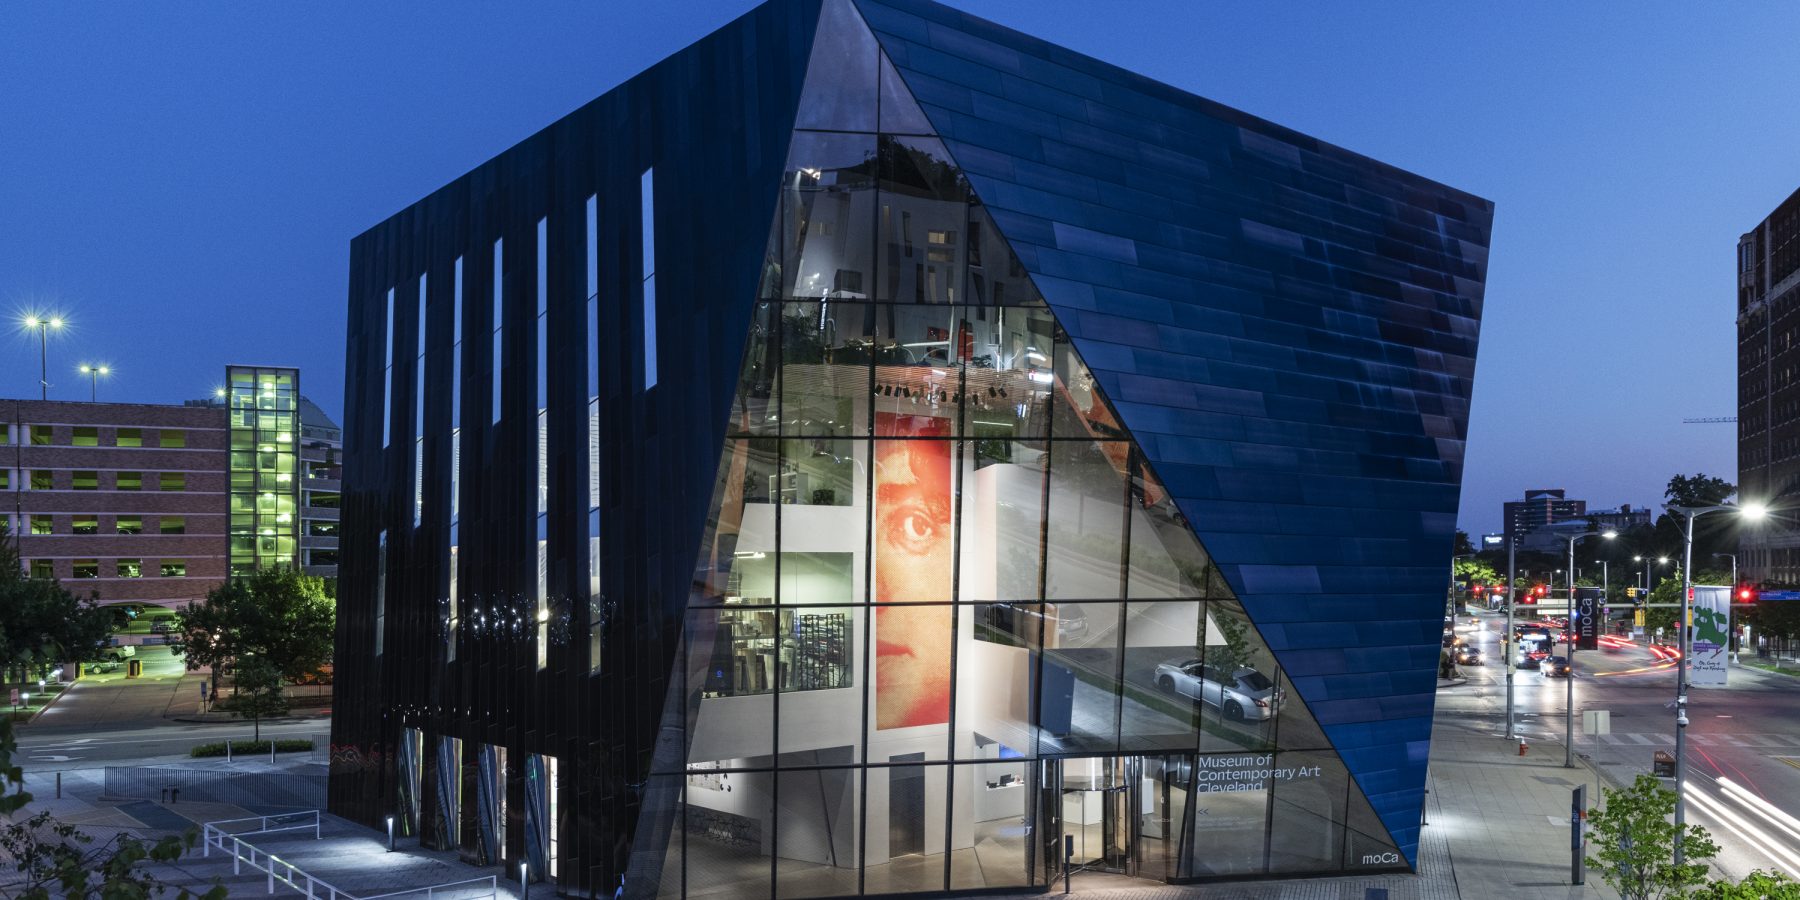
[1442, 609, 1800, 879]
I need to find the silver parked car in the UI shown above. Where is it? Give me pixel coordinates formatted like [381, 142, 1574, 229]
[1153, 658, 1280, 722]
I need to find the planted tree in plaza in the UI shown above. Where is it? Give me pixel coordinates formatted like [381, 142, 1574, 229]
[172, 567, 335, 693]
[0, 717, 226, 899]
[1586, 774, 1718, 900]
[0, 524, 114, 684]
[226, 655, 290, 742]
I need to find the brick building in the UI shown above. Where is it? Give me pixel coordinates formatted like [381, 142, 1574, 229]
[1, 364, 333, 614]
[1, 398, 228, 610]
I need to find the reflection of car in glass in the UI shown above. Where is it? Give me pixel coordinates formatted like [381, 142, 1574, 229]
[1454, 645, 1483, 666]
[1153, 659, 1280, 722]
[1054, 607, 1088, 642]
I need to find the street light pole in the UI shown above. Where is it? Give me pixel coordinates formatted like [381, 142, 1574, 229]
[23, 315, 65, 400]
[78, 364, 109, 402]
[1506, 535, 1518, 739]
[1668, 503, 1766, 864]
[1562, 530, 1617, 768]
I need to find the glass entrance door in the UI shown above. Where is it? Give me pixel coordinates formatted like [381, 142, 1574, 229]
[1058, 756, 1138, 876]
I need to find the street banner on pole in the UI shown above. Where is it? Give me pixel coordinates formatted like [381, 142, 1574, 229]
[1691, 585, 1730, 686]
[1574, 587, 1603, 650]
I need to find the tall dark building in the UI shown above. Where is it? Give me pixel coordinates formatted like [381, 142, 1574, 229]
[330, 1, 1493, 895]
[1501, 488, 1585, 544]
[1740, 188, 1800, 586]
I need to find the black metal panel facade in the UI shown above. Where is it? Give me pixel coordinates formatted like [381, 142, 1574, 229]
[332, 2, 819, 894]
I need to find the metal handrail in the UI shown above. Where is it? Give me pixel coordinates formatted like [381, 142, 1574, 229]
[360, 876, 501, 899]
[199, 813, 499, 900]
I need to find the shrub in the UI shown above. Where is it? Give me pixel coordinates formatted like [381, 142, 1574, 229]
[189, 739, 313, 758]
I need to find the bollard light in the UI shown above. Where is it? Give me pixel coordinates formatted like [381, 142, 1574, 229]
[21, 693, 30, 706]
[385, 815, 395, 852]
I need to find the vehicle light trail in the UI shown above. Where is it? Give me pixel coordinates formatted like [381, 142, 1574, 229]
[1686, 785, 1800, 874]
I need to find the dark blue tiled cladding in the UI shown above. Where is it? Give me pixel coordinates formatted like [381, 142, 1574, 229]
[857, 0, 1493, 863]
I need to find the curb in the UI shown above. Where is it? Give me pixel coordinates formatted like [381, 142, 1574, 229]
[1436, 677, 1470, 688]
[13, 682, 76, 726]
[168, 710, 332, 725]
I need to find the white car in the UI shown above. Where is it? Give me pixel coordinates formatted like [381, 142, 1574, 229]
[1153, 659, 1281, 722]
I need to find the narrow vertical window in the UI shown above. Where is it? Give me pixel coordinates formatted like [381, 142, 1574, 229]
[640, 167, 657, 389]
[586, 193, 603, 675]
[535, 216, 549, 672]
[492, 238, 504, 425]
[414, 274, 427, 529]
[375, 530, 388, 657]
[383, 288, 395, 447]
[449, 256, 463, 661]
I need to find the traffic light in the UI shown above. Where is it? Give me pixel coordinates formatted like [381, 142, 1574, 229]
[1738, 585, 1757, 603]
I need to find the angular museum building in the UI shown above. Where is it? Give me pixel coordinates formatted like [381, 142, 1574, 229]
[330, 0, 1493, 895]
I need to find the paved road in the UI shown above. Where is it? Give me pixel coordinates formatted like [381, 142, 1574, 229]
[1441, 610, 1800, 879]
[14, 720, 332, 770]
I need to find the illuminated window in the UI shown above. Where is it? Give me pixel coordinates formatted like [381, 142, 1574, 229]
[449, 255, 464, 663]
[72, 471, 98, 490]
[72, 516, 98, 535]
[30, 471, 51, 490]
[117, 559, 142, 578]
[116, 516, 142, 535]
[72, 427, 98, 447]
[159, 473, 185, 491]
[159, 429, 186, 448]
[159, 562, 186, 577]
[72, 560, 98, 579]
[535, 215, 549, 672]
[587, 192, 602, 676]
[415, 273, 427, 528]
[116, 471, 141, 491]
[383, 286, 396, 447]
[492, 238, 504, 424]
[30, 425, 52, 445]
[30, 560, 52, 579]
[641, 167, 657, 389]
[116, 428, 142, 447]
[375, 529, 388, 657]
[29, 515, 52, 535]
[160, 516, 185, 535]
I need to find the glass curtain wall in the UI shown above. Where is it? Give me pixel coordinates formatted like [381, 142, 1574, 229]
[227, 366, 300, 575]
[664, 3, 1396, 895]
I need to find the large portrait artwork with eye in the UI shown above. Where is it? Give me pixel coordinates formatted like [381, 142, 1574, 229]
[873, 411, 954, 730]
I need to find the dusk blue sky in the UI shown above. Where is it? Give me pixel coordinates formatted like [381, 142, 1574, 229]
[3, 2, 1794, 535]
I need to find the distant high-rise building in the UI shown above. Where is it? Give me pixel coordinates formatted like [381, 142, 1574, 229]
[1738, 187, 1800, 585]
[1502, 489, 1587, 543]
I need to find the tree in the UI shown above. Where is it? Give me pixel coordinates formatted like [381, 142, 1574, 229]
[1453, 558, 1500, 588]
[227, 656, 289, 742]
[1453, 529, 1476, 557]
[0, 717, 226, 899]
[1586, 774, 1718, 900]
[0, 524, 114, 683]
[172, 568, 335, 692]
[1666, 474, 1736, 509]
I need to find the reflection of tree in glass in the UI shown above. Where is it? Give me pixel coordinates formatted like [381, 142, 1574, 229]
[1208, 610, 1255, 675]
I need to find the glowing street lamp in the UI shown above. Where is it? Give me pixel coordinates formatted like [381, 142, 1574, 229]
[1667, 501, 1767, 863]
[77, 364, 110, 402]
[22, 314, 65, 400]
